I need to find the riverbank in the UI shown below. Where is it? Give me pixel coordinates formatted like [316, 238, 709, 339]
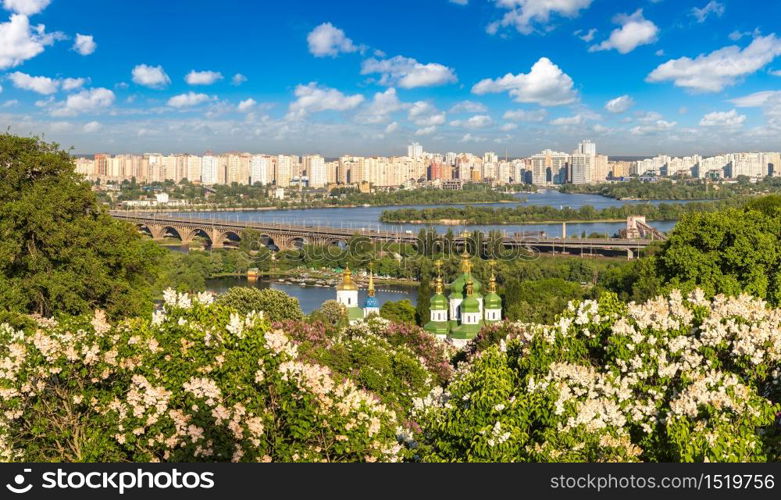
[210, 269, 419, 287]
[379, 198, 743, 226]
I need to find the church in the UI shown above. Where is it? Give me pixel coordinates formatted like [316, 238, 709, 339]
[335, 265, 380, 324]
[424, 252, 502, 346]
[333, 252, 502, 342]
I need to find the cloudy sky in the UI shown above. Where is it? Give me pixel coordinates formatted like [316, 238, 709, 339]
[1, 0, 781, 156]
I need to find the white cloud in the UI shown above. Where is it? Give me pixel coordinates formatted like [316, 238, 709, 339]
[731, 90, 781, 107]
[551, 114, 585, 126]
[307, 22, 358, 57]
[691, 1, 725, 23]
[449, 100, 487, 113]
[73, 33, 96, 55]
[237, 98, 256, 112]
[450, 114, 493, 128]
[185, 70, 223, 85]
[384, 121, 399, 133]
[647, 34, 781, 92]
[415, 126, 436, 136]
[770, 69, 781, 76]
[590, 9, 658, 54]
[460, 133, 485, 142]
[62, 77, 87, 91]
[450, 0, 468, 5]
[361, 55, 457, 89]
[502, 108, 547, 121]
[231, 73, 247, 86]
[2, 0, 50, 15]
[574, 28, 597, 42]
[604, 94, 634, 113]
[0, 14, 58, 70]
[699, 109, 745, 127]
[131, 64, 171, 89]
[83, 120, 101, 133]
[287, 82, 364, 119]
[407, 101, 446, 127]
[167, 92, 212, 108]
[8, 71, 57, 94]
[500, 123, 518, 131]
[356, 88, 405, 124]
[630, 119, 676, 135]
[472, 57, 576, 106]
[487, 0, 593, 35]
[51, 88, 115, 117]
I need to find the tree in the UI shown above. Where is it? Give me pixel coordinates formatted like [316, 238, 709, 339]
[415, 276, 431, 326]
[502, 278, 584, 324]
[0, 134, 164, 318]
[655, 206, 781, 305]
[380, 299, 416, 325]
[308, 300, 347, 331]
[215, 287, 304, 322]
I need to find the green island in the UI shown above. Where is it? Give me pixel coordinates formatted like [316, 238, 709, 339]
[379, 198, 745, 225]
[559, 177, 781, 200]
[3, 134, 781, 463]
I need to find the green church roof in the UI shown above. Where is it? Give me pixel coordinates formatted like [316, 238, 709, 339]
[347, 307, 364, 320]
[430, 293, 448, 310]
[449, 272, 482, 298]
[461, 295, 480, 313]
[484, 292, 502, 309]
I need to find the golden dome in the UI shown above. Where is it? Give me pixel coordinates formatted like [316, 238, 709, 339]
[336, 266, 358, 291]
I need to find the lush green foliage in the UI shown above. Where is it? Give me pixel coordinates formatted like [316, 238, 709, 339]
[560, 177, 781, 201]
[380, 300, 417, 325]
[655, 207, 781, 305]
[215, 287, 304, 322]
[0, 134, 164, 318]
[380, 199, 742, 225]
[414, 291, 781, 462]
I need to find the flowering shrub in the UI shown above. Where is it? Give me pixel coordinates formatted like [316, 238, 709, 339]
[0, 290, 401, 462]
[414, 290, 781, 462]
[348, 318, 455, 384]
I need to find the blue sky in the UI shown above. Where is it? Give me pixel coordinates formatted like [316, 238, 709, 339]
[1, 0, 780, 156]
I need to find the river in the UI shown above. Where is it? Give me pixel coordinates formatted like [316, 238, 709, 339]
[167, 191, 681, 238]
[181, 191, 687, 309]
[205, 276, 417, 314]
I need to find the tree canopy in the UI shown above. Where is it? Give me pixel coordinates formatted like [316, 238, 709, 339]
[655, 206, 781, 305]
[215, 286, 304, 322]
[0, 134, 163, 318]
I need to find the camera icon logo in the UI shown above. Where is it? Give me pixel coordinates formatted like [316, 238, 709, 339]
[6, 469, 33, 494]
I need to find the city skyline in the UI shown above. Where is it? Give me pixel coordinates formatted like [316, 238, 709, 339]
[1, 0, 781, 156]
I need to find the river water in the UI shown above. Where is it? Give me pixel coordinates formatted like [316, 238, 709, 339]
[205, 276, 417, 314]
[182, 191, 687, 308]
[168, 191, 681, 238]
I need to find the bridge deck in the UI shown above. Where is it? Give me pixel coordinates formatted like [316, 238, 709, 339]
[110, 211, 656, 250]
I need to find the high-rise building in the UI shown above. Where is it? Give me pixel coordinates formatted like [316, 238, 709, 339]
[275, 155, 292, 187]
[201, 155, 219, 185]
[407, 142, 423, 160]
[250, 155, 270, 185]
[569, 153, 593, 185]
[529, 149, 569, 185]
[577, 139, 596, 156]
[303, 155, 327, 187]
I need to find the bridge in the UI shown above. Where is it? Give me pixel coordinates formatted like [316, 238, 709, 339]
[110, 211, 667, 258]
